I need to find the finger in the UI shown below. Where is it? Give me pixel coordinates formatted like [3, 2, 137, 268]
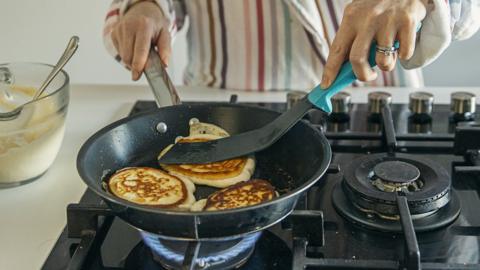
[156, 29, 172, 66]
[350, 32, 377, 81]
[375, 26, 397, 71]
[119, 27, 136, 68]
[131, 29, 151, 80]
[397, 20, 417, 60]
[111, 29, 121, 59]
[321, 27, 355, 88]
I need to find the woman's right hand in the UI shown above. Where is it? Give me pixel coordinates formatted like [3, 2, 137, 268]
[111, 1, 171, 80]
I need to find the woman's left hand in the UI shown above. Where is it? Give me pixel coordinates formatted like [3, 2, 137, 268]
[320, 0, 428, 88]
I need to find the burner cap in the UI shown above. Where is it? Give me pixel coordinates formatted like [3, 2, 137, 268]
[373, 161, 420, 184]
[341, 153, 451, 217]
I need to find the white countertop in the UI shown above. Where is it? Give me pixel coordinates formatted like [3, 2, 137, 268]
[1, 84, 479, 270]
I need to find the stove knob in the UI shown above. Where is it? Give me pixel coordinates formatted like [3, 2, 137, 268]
[286, 90, 307, 109]
[451, 92, 476, 115]
[368, 91, 392, 114]
[409, 91, 434, 114]
[331, 92, 351, 114]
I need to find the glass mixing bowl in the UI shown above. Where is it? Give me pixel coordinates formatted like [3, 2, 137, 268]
[0, 63, 69, 187]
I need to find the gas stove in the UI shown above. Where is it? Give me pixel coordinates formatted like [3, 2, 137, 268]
[42, 91, 480, 270]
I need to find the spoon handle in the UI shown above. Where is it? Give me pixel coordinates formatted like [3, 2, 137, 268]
[33, 36, 79, 100]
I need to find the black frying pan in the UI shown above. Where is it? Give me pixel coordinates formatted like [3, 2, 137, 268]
[77, 103, 331, 240]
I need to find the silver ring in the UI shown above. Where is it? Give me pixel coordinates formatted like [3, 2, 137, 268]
[376, 45, 397, 56]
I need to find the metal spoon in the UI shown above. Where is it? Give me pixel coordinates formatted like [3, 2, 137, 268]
[0, 36, 79, 121]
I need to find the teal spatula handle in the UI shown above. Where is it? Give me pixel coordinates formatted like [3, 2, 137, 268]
[308, 41, 399, 113]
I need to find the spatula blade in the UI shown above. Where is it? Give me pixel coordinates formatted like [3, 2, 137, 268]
[158, 98, 313, 164]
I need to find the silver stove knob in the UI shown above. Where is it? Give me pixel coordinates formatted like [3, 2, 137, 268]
[331, 92, 351, 114]
[409, 91, 434, 114]
[286, 90, 307, 109]
[451, 92, 476, 114]
[368, 91, 392, 114]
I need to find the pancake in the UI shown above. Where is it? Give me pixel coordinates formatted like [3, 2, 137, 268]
[191, 179, 276, 211]
[189, 120, 230, 137]
[108, 167, 195, 210]
[158, 134, 255, 188]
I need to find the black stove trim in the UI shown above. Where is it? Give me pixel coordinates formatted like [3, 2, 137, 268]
[454, 124, 480, 155]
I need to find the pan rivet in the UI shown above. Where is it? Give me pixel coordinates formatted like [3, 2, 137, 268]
[198, 259, 206, 268]
[156, 122, 168, 133]
[189, 118, 200, 125]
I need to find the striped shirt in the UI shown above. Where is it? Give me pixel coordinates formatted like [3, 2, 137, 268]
[103, 0, 479, 91]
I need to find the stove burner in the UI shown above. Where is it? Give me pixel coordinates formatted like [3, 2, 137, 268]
[332, 183, 461, 232]
[332, 153, 461, 232]
[342, 154, 452, 217]
[140, 231, 261, 269]
[371, 161, 423, 193]
[126, 231, 291, 270]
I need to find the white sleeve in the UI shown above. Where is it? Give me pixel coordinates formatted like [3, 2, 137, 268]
[449, 0, 480, 41]
[401, 0, 480, 69]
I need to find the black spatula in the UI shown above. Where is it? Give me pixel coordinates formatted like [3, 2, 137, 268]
[159, 43, 393, 164]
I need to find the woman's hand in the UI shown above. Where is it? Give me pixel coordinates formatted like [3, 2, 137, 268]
[320, 0, 428, 88]
[111, 1, 171, 80]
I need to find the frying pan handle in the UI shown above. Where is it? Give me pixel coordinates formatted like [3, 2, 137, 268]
[144, 49, 182, 107]
[307, 41, 399, 113]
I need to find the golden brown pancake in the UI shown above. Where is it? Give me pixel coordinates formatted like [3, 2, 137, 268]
[189, 121, 230, 137]
[158, 134, 255, 188]
[190, 179, 276, 211]
[108, 167, 195, 209]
